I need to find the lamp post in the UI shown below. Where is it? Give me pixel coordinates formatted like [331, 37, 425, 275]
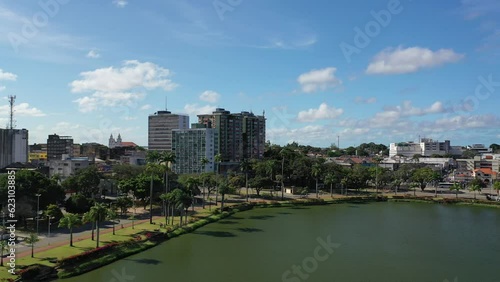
[35, 194, 41, 235]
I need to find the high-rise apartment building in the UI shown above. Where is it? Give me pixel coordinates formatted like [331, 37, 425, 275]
[148, 111, 189, 151]
[47, 134, 74, 161]
[0, 128, 29, 169]
[172, 126, 218, 174]
[197, 108, 265, 162]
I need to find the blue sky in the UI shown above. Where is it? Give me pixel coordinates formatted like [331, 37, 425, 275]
[0, 0, 499, 147]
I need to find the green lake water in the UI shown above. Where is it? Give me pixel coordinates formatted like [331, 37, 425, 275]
[63, 202, 500, 282]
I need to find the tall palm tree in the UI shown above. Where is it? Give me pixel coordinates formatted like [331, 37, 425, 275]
[450, 183, 462, 199]
[89, 203, 109, 248]
[107, 208, 119, 235]
[311, 163, 323, 198]
[82, 211, 95, 241]
[219, 181, 230, 210]
[58, 213, 82, 247]
[214, 153, 222, 205]
[324, 173, 336, 197]
[186, 177, 201, 212]
[25, 233, 39, 258]
[279, 148, 292, 200]
[240, 159, 251, 201]
[200, 157, 209, 208]
[469, 184, 481, 199]
[494, 181, 500, 200]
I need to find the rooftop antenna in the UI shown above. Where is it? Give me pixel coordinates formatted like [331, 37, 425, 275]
[8, 95, 16, 129]
[165, 96, 168, 111]
[337, 135, 340, 149]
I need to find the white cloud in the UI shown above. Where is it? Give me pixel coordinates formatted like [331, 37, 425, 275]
[0, 69, 17, 81]
[86, 49, 100, 59]
[0, 102, 45, 117]
[458, 0, 500, 20]
[297, 103, 343, 122]
[184, 104, 216, 116]
[355, 97, 377, 104]
[366, 47, 464, 75]
[297, 67, 342, 93]
[199, 90, 221, 103]
[0, 86, 5, 92]
[384, 101, 447, 117]
[70, 60, 177, 112]
[140, 104, 152, 111]
[113, 0, 128, 8]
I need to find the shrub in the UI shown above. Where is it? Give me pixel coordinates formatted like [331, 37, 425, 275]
[58, 242, 120, 267]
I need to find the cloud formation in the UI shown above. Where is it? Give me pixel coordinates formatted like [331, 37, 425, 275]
[297, 67, 342, 93]
[366, 47, 464, 75]
[297, 103, 344, 122]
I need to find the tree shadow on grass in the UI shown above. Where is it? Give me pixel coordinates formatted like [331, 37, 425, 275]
[124, 258, 162, 265]
[236, 228, 263, 233]
[218, 220, 239, 225]
[277, 212, 292, 215]
[228, 216, 244, 220]
[248, 215, 275, 220]
[193, 231, 237, 238]
[288, 206, 310, 210]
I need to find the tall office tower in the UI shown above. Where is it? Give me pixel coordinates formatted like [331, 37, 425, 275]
[172, 126, 218, 174]
[148, 110, 189, 151]
[47, 134, 74, 161]
[0, 128, 29, 169]
[197, 108, 266, 162]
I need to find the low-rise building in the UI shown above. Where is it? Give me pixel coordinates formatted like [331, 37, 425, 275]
[48, 155, 91, 180]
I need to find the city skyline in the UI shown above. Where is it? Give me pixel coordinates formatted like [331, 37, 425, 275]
[0, 1, 499, 147]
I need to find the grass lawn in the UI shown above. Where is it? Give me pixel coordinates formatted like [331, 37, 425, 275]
[0, 214, 197, 281]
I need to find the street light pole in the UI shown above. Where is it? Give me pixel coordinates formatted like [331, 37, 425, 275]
[35, 194, 41, 235]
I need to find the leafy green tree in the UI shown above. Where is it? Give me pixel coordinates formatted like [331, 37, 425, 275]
[184, 177, 201, 212]
[450, 183, 462, 199]
[468, 184, 481, 199]
[65, 194, 93, 214]
[214, 153, 222, 205]
[0, 240, 7, 266]
[411, 167, 440, 191]
[115, 196, 133, 215]
[45, 204, 63, 222]
[248, 176, 271, 197]
[58, 213, 82, 247]
[25, 233, 39, 258]
[494, 181, 500, 196]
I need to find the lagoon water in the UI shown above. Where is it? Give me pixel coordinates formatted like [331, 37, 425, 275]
[63, 202, 500, 282]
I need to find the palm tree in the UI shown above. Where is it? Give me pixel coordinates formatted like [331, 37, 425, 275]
[450, 183, 462, 199]
[469, 184, 481, 199]
[159, 151, 176, 219]
[25, 233, 39, 258]
[82, 211, 95, 241]
[200, 157, 209, 208]
[107, 208, 119, 235]
[186, 177, 201, 212]
[219, 181, 231, 210]
[240, 159, 251, 201]
[214, 153, 222, 205]
[311, 163, 323, 198]
[89, 203, 109, 248]
[0, 240, 7, 266]
[58, 213, 82, 247]
[279, 148, 292, 200]
[324, 173, 336, 197]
